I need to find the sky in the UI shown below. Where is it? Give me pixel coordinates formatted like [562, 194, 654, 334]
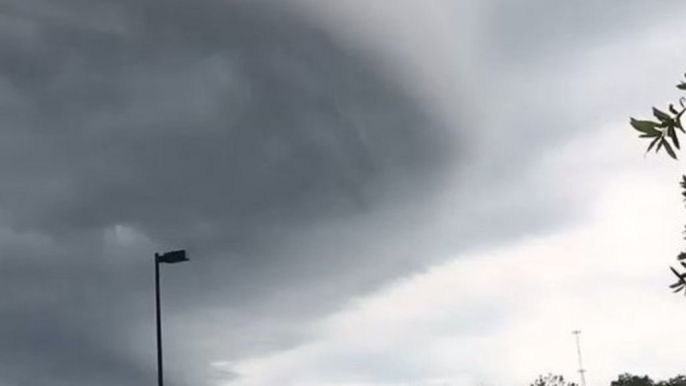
[1, 1, 686, 385]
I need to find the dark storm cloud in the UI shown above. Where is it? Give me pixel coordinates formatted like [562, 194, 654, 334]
[0, 230, 154, 385]
[0, 0, 457, 384]
[3, 0, 666, 384]
[0, 0, 453, 241]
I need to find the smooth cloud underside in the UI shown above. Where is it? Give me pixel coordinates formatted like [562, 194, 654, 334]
[1, 0, 455, 245]
[0, 0, 457, 384]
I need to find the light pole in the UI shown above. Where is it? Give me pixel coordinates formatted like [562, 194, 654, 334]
[155, 249, 189, 386]
[572, 330, 587, 386]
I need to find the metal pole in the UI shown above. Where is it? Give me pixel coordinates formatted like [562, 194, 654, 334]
[573, 330, 587, 386]
[155, 253, 163, 386]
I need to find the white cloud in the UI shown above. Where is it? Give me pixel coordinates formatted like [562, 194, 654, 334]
[220, 115, 686, 386]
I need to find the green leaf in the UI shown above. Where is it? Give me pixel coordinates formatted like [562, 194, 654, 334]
[647, 136, 660, 153]
[656, 138, 665, 153]
[663, 140, 677, 159]
[630, 118, 660, 135]
[670, 104, 680, 115]
[678, 83, 686, 90]
[653, 107, 672, 122]
[668, 125, 681, 149]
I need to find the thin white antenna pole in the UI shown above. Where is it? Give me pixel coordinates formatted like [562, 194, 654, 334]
[572, 330, 587, 386]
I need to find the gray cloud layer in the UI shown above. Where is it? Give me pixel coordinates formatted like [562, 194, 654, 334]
[0, 0, 459, 384]
[4, 0, 681, 384]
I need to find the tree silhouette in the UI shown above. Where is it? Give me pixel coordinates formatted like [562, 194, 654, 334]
[630, 73, 686, 295]
[530, 374, 578, 386]
[611, 373, 654, 386]
[610, 373, 686, 386]
[658, 375, 686, 386]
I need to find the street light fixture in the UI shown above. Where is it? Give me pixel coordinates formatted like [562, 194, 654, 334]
[155, 249, 189, 386]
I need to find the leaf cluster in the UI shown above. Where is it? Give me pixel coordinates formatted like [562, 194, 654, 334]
[630, 73, 686, 296]
[669, 176, 686, 295]
[630, 74, 686, 159]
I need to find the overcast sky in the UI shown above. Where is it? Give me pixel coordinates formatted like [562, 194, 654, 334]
[1, 1, 686, 386]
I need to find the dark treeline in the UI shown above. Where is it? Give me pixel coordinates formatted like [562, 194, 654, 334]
[610, 374, 686, 386]
[529, 373, 686, 386]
